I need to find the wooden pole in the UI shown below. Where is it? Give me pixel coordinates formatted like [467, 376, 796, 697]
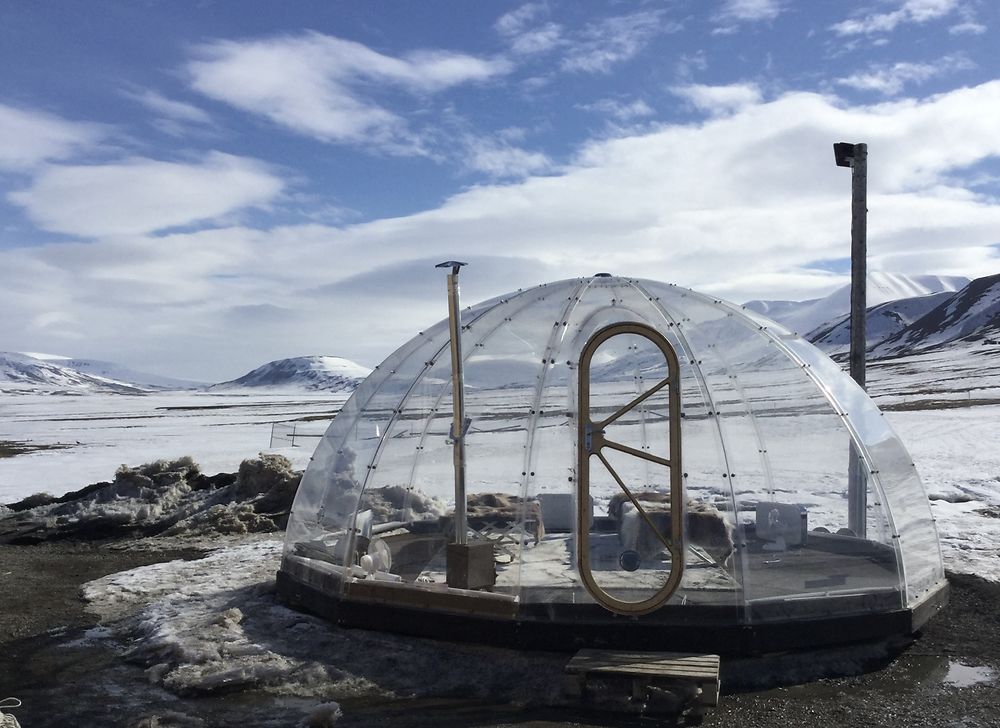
[835, 142, 868, 538]
[849, 143, 868, 391]
[436, 261, 468, 545]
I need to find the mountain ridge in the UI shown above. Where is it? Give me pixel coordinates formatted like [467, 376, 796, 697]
[870, 272, 1000, 357]
[2, 352, 372, 394]
[0, 352, 147, 393]
[744, 273, 969, 336]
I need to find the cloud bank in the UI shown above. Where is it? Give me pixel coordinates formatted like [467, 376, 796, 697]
[3, 80, 999, 379]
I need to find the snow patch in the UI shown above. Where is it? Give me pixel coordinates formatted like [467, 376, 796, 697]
[83, 538, 567, 703]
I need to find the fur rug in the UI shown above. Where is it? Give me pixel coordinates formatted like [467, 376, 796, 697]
[608, 491, 734, 566]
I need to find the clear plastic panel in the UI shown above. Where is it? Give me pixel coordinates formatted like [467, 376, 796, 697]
[286, 288, 523, 573]
[774, 334, 943, 607]
[285, 315, 451, 565]
[681, 291, 909, 618]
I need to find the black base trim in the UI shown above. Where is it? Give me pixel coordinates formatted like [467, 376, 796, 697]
[276, 569, 949, 657]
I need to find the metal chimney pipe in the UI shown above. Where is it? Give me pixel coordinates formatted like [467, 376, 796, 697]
[436, 260, 469, 545]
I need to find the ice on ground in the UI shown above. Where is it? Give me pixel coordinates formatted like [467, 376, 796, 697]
[83, 538, 567, 704]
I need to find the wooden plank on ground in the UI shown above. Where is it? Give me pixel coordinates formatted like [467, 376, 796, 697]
[567, 648, 721, 707]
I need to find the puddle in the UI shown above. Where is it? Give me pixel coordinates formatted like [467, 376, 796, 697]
[943, 661, 995, 688]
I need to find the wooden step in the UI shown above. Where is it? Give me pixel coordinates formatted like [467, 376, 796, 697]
[566, 648, 721, 708]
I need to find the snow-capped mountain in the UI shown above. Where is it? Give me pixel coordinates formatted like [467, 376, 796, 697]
[871, 273, 1000, 357]
[807, 291, 955, 354]
[0, 352, 147, 393]
[211, 356, 371, 392]
[744, 273, 969, 337]
[21, 353, 203, 390]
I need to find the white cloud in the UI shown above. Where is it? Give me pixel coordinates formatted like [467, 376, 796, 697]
[949, 20, 986, 34]
[126, 89, 212, 124]
[8, 152, 285, 237]
[561, 10, 676, 73]
[510, 22, 565, 55]
[580, 98, 656, 121]
[495, 3, 563, 56]
[715, 0, 785, 23]
[186, 32, 511, 153]
[675, 51, 709, 81]
[670, 83, 763, 115]
[497, 8, 677, 74]
[831, 0, 960, 35]
[0, 103, 105, 171]
[836, 54, 974, 95]
[712, 0, 785, 34]
[462, 135, 551, 178]
[123, 88, 216, 137]
[495, 3, 547, 36]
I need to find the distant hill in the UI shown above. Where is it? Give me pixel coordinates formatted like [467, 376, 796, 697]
[744, 273, 969, 337]
[870, 273, 1000, 358]
[0, 352, 147, 393]
[211, 356, 371, 392]
[20, 353, 204, 390]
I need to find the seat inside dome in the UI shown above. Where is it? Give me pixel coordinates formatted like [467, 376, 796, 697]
[278, 275, 947, 653]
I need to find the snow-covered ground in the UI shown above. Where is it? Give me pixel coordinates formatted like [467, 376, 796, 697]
[0, 391, 347, 502]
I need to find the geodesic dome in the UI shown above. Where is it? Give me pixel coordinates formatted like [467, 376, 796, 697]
[278, 275, 947, 654]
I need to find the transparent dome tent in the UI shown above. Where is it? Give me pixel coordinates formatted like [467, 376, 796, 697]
[278, 274, 948, 654]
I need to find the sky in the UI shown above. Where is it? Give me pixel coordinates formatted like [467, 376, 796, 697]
[1, 0, 999, 381]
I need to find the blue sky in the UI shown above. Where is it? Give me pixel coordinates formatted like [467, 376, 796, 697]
[1, 0, 999, 380]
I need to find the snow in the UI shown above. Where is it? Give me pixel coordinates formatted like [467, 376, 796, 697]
[873, 273, 1000, 357]
[0, 351, 147, 393]
[744, 273, 968, 338]
[0, 391, 347, 502]
[17, 351, 72, 361]
[14, 351, 204, 389]
[808, 291, 953, 354]
[82, 537, 565, 703]
[56, 358, 205, 389]
[84, 539, 353, 695]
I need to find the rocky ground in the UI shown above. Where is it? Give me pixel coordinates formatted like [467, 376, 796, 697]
[0, 537, 996, 727]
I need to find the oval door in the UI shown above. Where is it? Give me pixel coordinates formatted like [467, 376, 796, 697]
[576, 322, 684, 615]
